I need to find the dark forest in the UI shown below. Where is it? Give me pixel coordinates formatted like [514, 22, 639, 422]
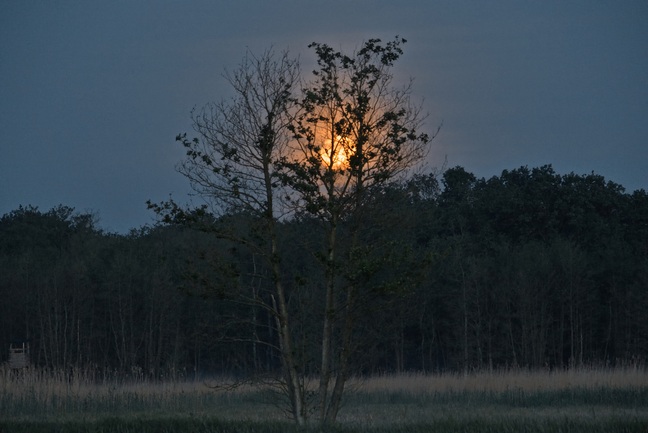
[2, 165, 647, 377]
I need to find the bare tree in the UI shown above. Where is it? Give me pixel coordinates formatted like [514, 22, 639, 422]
[149, 48, 307, 425]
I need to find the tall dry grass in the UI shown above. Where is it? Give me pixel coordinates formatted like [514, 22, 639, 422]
[0, 365, 269, 422]
[337, 367, 648, 427]
[349, 365, 648, 395]
[2, 365, 647, 426]
[3, 365, 647, 406]
[1, 366, 230, 400]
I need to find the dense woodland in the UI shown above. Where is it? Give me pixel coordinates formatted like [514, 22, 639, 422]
[2, 165, 647, 377]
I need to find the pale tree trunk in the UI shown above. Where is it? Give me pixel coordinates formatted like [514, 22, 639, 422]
[265, 158, 305, 426]
[271, 282, 304, 425]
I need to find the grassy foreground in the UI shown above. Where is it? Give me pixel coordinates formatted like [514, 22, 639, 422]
[1, 367, 647, 432]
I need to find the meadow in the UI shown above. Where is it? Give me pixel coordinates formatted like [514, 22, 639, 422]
[1, 366, 647, 432]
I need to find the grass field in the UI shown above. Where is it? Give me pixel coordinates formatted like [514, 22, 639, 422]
[1, 366, 647, 432]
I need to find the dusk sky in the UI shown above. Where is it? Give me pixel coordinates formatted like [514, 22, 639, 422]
[2, 1, 647, 233]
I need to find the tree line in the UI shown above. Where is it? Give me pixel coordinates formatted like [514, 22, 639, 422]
[1, 165, 647, 377]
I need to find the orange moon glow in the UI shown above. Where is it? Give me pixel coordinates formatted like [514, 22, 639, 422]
[320, 135, 349, 169]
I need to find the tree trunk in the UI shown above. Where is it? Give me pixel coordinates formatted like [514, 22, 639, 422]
[318, 221, 337, 420]
[325, 283, 355, 424]
[266, 172, 304, 425]
[271, 287, 304, 425]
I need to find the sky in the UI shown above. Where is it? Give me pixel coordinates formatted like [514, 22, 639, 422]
[1, 1, 647, 233]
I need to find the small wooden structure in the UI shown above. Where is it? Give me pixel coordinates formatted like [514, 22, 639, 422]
[8, 341, 30, 369]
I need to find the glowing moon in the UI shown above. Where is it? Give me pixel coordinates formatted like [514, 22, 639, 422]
[320, 135, 349, 169]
